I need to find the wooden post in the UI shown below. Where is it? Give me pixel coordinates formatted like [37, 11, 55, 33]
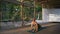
[34, 0, 36, 18]
[20, 0, 24, 26]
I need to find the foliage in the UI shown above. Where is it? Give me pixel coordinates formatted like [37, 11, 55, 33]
[24, 17, 30, 22]
[1, 1, 42, 21]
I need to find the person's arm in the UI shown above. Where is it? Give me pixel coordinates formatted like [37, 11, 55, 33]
[31, 22, 33, 29]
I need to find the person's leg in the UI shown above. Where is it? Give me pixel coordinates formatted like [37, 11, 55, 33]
[35, 26, 38, 32]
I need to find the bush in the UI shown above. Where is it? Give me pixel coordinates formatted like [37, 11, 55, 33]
[24, 17, 30, 22]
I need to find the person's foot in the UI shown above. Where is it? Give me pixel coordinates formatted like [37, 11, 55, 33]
[35, 30, 38, 32]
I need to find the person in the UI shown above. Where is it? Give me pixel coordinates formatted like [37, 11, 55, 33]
[31, 18, 38, 32]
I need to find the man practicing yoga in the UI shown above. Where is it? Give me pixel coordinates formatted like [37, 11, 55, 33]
[31, 18, 41, 32]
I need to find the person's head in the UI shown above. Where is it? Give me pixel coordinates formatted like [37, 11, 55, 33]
[32, 18, 36, 21]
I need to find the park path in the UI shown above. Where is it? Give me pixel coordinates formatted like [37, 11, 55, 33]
[0, 23, 59, 34]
